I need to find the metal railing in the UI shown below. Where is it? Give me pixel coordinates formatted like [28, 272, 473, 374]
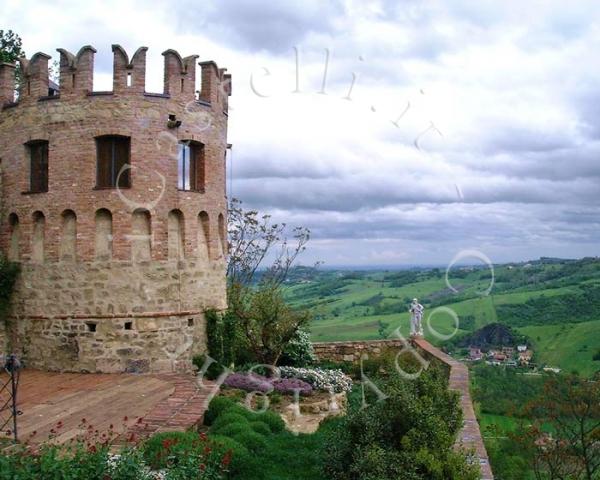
[0, 355, 21, 443]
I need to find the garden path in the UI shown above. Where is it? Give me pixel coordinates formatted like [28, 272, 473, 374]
[1, 370, 217, 446]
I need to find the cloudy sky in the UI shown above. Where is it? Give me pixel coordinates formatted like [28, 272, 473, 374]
[5, 0, 600, 266]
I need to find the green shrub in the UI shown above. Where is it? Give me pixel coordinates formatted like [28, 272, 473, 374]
[0, 255, 19, 319]
[193, 354, 225, 381]
[256, 411, 285, 433]
[107, 447, 153, 480]
[210, 413, 249, 432]
[204, 396, 236, 426]
[231, 431, 268, 454]
[248, 421, 271, 435]
[209, 434, 263, 479]
[278, 328, 316, 367]
[142, 431, 200, 470]
[322, 365, 478, 480]
[211, 422, 253, 437]
[224, 404, 257, 421]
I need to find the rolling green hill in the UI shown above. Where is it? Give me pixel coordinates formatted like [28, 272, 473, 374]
[284, 257, 600, 377]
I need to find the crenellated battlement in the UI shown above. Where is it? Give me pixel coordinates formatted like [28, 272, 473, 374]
[0, 44, 232, 110]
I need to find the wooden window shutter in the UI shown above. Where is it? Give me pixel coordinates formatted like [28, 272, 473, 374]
[114, 137, 131, 188]
[96, 138, 112, 188]
[30, 141, 49, 192]
[193, 143, 205, 191]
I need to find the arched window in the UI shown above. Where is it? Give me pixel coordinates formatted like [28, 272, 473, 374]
[96, 135, 131, 188]
[168, 209, 185, 260]
[8, 213, 20, 261]
[131, 209, 151, 261]
[218, 213, 227, 257]
[178, 141, 205, 192]
[60, 210, 77, 262]
[95, 209, 113, 261]
[31, 211, 45, 263]
[197, 211, 210, 261]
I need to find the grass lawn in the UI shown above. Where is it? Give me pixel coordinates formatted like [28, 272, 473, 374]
[256, 421, 339, 479]
[518, 319, 600, 377]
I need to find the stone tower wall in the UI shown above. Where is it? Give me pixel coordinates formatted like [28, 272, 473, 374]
[0, 44, 232, 373]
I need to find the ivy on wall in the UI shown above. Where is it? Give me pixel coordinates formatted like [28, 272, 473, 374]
[0, 254, 19, 319]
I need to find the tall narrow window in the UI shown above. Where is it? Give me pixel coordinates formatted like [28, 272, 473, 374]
[168, 209, 185, 260]
[198, 211, 210, 261]
[95, 208, 113, 261]
[32, 211, 45, 263]
[96, 135, 131, 188]
[178, 141, 205, 191]
[60, 210, 77, 262]
[8, 213, 20, 261]
[28, 140, 49, 193]
[218, 213, 227, 257]
[131, 209, 151, 262]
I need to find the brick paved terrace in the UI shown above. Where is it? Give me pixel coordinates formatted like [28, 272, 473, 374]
[1, 370, 217, 445]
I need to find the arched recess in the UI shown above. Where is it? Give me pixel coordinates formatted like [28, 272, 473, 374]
[8, 213, 20, 261]
[168, 209, 185, 260]
[197, 211, 210, 261]
[95, 208, 113, 261]
[218, 213, 227, 258]
[31, 211, 45, 263]
[60, 209, 77, 262]
[131, 209, 151, 262]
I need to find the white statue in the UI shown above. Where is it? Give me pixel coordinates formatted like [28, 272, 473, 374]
[409, 298, 424, 337]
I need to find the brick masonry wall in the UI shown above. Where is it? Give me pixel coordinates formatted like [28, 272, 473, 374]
[313, 339, 494, 479]
[0, 44, 231, 373]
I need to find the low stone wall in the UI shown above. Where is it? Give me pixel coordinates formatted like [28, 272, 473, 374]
[313, 338, 494, 480]
[312, 339, 406, 363]
[6, 260, 226, 373]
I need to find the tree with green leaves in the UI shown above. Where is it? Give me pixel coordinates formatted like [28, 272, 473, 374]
[225, 198, 313, 367]
[0, 30, 25, 97]
[515, 375, 600, 480]
[0, 30, 24, 64]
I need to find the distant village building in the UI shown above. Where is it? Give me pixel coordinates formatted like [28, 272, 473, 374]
[469, 347, 483, 361]
[518, 350, 533, 365]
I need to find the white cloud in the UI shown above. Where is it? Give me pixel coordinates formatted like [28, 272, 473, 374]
[5, 0, 600, 264]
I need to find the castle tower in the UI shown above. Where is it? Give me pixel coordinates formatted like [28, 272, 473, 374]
[0, 44, 231, 373]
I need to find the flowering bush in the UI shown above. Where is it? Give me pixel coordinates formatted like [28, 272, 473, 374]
[223, 372, 313, 396]
[272, 377, 313, 396]
[278, 366, 353, 393]
[223, 372, 272, 393]
[279, 329, 317, 367]
[0, 420, 228, 480]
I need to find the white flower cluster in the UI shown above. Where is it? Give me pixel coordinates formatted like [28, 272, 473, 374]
[278, 366, 353, 393]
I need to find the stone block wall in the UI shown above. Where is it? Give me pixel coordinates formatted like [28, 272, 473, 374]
[312, 339, 407, 363]
[8, 260, 225, 372]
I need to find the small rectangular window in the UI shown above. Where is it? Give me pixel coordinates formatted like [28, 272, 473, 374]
[96, 136, 131, 188]
[178, 141, 205, 191]
[29, 141, 49, 193]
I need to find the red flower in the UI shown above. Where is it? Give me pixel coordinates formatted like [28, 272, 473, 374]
[200, 463, 206, 471]
[222, 450, 232, 466]
[199, 432, 208, 441]
[88, 445, 97, 453]
[203, 446, 212, 454]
